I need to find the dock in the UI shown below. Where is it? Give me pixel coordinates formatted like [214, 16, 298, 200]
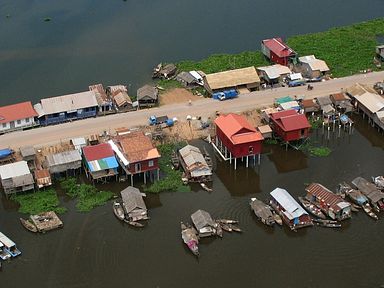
[30, 211, 63, 233]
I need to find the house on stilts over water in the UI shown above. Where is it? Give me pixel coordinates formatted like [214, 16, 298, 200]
[270, 188, 313, 230]
[352, 177, 384, 211]
[109, 131, 160, 185]
[213, 113, 264, 170]
[305, 183, 351, 221]
[82, 142, 119, 183]
[178, 145, 212, 183]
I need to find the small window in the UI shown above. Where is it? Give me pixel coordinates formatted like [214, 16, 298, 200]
[248, 146, 254, 154]
[25, 118, 30, 123]
[148, 160, 154, 167]
[2, 123, 6, 128]
[17, 119, 21, 124]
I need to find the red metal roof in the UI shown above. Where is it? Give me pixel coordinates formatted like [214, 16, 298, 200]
[271, 110, 310, 132]
[306, 183, 348, 213]
[82, 143, 114, 161]
[214, 113, 264, 144]
[0, 101, 37, 124]
[262, 38, 296, 58]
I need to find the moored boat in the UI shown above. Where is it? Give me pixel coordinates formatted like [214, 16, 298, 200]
[181, 222, 199, 257]
[20, 218, 38, 233]
[272, 211, 283, 226]
[249, 197, 275, 226]
[0, 242, 11, 261]
[112, 200, 125, 221]
[123, 219, 144, 228]
[298, 197, 326, 219]
[0, 232, 21, 257]
[313, 218, 341, 228]
[214, 222, 223, 238]
[200, 183, 213, 192]
[227, 223, 242, 233]
[216, 219, 238, 224]
[362, 203, 378, 220]
[373, 176, 384, 190]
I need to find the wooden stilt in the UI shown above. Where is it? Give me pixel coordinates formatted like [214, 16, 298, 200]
[246, 156, 249, 168]
[131, 174, 133, 185]
[234, 158, 237, 170]
[144, 171, 146, 184]
[157, 169, 160, 181]
[229, 152, 232, 164]
[258, 154, 261, 165]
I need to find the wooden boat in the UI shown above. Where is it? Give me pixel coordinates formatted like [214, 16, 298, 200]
[220, 223, 232, 232]
[350, 203, 360, 212]
[216, 219, 238, 224]
[313, 218, 341, 228]
[272, 211, 283, 226]
[200, 183, 213, 192]
[214, 223, 223, 238]
[298, 197, 326, 219]
[112, 201, 125, 221]
[373, 176, 384, 190]
[250, 198, 275, 226]
[123, 219, 144, 228]
[181, 222, 199, 257]
[20, 218, 38, 233]
[227, 224, 242, 233]
[362, 203, 378, 220]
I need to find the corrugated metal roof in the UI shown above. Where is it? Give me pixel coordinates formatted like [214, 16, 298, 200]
[257, 64, 291, 80]
[352, 177, 384, 203]
[12, 174, 34, 187]
[71, 137, 87, 151]
[87, 156, 119, 172]
[0, 232, 15, 248]
[46, 150, 81, 166]
[113, 91, 132, 107]
[37, 91, 98, 116]
[191, 209, 215, 230]
[214, 113, 264, 145]
[299, 55, 330, 72]
[179, 145, 212, 178]
[262, 38, 296, 58]
[0, 161, 30, 179]
[355, 92, 384, 113]
[0, 101, 37, 124]
[306, 183, 350, 212]
[205, 67, 260, 90]
[137, 85, 158, 100]
[316, 96, 332, 107]
[20, 146, 35, 158]
[257, 125, 272, 134]
[271, 110, 310, 131]
[121, 186, 146, 213]
[89, 83, 108, 104]
[82, 143, 114, 161]
[345, 83, 377, 97]
[279, 101, 300, 110]
[270, 188, 307, 220]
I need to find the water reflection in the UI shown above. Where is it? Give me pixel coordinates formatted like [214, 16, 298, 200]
[267, 145, 308, 173]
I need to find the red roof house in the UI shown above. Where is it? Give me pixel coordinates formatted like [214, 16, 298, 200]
[112, 131, 160, 184]
[214, 113, 264, 159]
[270, 110, 310, 142]
[261, 38, 297, 66]
[0, 101, 38, 133]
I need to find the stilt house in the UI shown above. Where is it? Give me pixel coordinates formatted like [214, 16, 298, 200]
[178, 145, 212, 182]
[352, 177, 384, 211]
[82, 143, 119, 182]
[0, 161, 34, 195]
[270, 110, 310, 142]
[46, 150, 82, 175]
[305, 183, 351, 220]
[0, 101, 38, 134]
[213, 113, 264, 170]
[261, 38, 297, 66]
[137, 85, 158, 108]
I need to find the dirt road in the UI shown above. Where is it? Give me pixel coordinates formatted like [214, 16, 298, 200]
[2, 71, 383, 149]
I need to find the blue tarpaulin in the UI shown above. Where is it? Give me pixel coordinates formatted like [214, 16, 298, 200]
[0, 149, 12, 159]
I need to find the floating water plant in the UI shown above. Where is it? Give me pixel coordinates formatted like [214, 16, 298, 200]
[44, 17, 52, 22]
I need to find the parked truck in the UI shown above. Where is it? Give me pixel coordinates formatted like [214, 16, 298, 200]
[149, 115, 175, 127]
[212, 89, 238, 101]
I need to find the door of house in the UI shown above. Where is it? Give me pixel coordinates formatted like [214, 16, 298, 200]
[135, 163, 141, 172]
[10, 121, 15, 129]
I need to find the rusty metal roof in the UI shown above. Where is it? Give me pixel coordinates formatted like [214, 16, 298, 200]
[306, 183, 350, 212]
[0, 101, 37, 124]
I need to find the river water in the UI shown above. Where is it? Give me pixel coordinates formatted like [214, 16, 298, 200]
[1, 1, 384, 287]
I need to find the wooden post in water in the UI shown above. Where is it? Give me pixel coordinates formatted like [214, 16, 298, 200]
[131, 174, 134, 185]
[246, 156, 249, 168]
[144, 171, 146, 184]
[234, 158, 237, 170]
[258, 154, 261, 165]
[229, 152, 232, 164]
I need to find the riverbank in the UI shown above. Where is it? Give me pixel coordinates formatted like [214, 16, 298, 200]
[175, 18, 384, 77]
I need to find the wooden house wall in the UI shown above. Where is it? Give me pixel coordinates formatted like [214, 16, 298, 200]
[126, 158, 159, 175]
[272, 123, 309, 142]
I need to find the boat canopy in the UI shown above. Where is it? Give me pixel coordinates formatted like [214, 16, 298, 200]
[0, 232, 16, 248]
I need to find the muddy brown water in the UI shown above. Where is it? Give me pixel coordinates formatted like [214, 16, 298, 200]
[1, 114, 383, 288]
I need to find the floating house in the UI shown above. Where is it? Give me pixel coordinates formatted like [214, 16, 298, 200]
[330, 93, 353, 113]
[34, 91, 98, 126]
[46, 150, 82, 175]
[153, 63, 177, 79]
[137, 85, 158, 108]
[301, 99, 320, 114]
[256, 64, 292, 84]
[110, 132, 160, 185]
[82, 143, 119, 182]
[261, 38, 297, 66]
[305, 183, 351, 221]
[106, 85, 133, 112]
[352, 177, 384, 211]
[34, 169, 52, 188]
[298, 55, 330, 78]
[270, 110, 310, 143]
[204, 67, 260, 95]
[0, 232, 21, 257]
[269, 188, 313, 230]
[0, 101, 38, 134]
[121, 186, 148, 221]
[213, 113, 264, 170]
[191, 209, 217, 237]
[89, 83, 113, 114]
[178, 145, 212, 183]
[0, 161, 34, 195]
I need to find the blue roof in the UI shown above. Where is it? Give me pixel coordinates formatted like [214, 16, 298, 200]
[87, 156, 119, 172]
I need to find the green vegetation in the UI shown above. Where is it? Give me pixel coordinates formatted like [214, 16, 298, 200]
[299, 141, 332, 157]
[287, 18, 384, 77]
[157, 79, 183, 91]
[145, 142, 190, 193]
[60, 178, 113, 212]
[11, 189, 67, 215]
[309, 118, 323, 129]
[177, 51, 269, 74]
[264, 138, 278, 145]
[43, 17, 51, 22]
